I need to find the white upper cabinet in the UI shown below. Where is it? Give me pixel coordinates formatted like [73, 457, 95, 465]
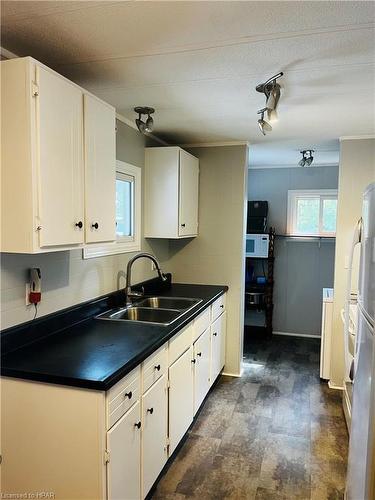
[37, 66, 85, 247]
[83, 94, 116, 244]
[145, 147, 199, 238]
[1, 57, 116, 253]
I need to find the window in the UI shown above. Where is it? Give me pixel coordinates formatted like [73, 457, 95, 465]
[287, 189, 338, 237]
[83, 161, 141, 258]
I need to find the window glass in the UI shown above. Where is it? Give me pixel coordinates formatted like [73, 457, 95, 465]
[322, 198, 337, 233]
[296, 198, 319, 234]
[116, 176, 133, 238]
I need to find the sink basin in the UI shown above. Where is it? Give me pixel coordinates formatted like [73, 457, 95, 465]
[136, 296, 202, 310]
[97, 306, 182, 325]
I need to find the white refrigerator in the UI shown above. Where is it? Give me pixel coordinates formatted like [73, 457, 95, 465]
[346, 182, 375, 500]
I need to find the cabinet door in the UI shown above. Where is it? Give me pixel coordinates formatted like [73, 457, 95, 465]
[178, 149, 199, 237]
[210, 311, 227, 384]
[36, 66, 84, 247]
[169, 347, 194, 455]
[107, 401, 141, 500]
[84, 94, 116, 243]
[142, 375, 168, 497]
[193, 328, 211, 414]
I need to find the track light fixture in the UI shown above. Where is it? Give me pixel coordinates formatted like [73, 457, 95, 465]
[298, 150, 314, 167]
[134, 106, 155, 133]
[257, 108, 272, 136]
[256, 72, 283, 134]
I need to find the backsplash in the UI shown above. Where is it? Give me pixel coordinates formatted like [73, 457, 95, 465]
[0, 239, 169, 330]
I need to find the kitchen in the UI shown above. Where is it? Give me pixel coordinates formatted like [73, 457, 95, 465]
[1, 2, 375, 500]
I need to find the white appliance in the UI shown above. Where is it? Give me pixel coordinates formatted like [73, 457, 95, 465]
[320, 288, 334, 380]
[346, 182, 375, 500]
[245, 233, 269, 258]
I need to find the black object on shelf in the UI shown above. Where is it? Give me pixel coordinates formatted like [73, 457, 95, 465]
[247, 200, 268, 233]
[245, 227, 275, 336]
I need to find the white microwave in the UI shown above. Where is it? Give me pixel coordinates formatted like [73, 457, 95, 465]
[246, 233, 269, 258]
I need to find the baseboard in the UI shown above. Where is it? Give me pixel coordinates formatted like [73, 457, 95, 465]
[273, 330, 321, 339]
[328, 380, 344, 391]
[222, 371, 241, 378]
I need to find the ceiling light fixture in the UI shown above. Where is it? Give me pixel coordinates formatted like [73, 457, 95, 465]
[134, 106, 155, 133]
[256, 72, 283, 134]
[257, 108, 272, 136]
[298, 150, 314, 167]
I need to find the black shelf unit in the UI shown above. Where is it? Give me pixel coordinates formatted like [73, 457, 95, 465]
[245, 228, 275, 335]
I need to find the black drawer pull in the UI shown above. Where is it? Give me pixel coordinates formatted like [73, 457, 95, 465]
[181, 223, 186, 227]
[197, 352, 202, 357]
[124, 391, 132, 399]
[191, 359, 196, 364]
[220, 304, 224, 309]
[75, 221, 83, 229]
[154, 364, 161, 371]
[91, 222, 99, 229]
[213, 332, 218, 337]
[147, 407, 154, 414]
[134, 421, 141, 429]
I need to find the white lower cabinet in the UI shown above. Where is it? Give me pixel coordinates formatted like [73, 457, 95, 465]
[168, 346, 194, 455]
[107, 401, 141, 500]
[2, 294, 227, 500]
[210, 311, 227, 384]
[141, 375, 168, 498]
[193, 328, 211, 414]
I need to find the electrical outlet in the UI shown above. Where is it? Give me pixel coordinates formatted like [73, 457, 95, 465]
[25, 283, 32, 306]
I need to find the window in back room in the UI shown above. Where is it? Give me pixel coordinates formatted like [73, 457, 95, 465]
[287, 189, 338, 237]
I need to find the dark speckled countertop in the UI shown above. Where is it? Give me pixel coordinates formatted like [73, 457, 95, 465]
[1, 282, 228, 390]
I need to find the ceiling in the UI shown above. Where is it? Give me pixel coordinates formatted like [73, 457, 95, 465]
[1, 1, 375, 166]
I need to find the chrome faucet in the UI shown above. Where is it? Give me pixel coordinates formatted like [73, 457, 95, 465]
[125, 252, 167, 305]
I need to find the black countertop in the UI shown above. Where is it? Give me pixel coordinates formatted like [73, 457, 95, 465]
[1, 282, 227, 391]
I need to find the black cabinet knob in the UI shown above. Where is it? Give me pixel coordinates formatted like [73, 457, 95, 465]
[134, 421, 141, 429]
[181, 223, 186, 227]
[220, 305, 224, 309]
[91, 222, 99, 229]
[75, 221, 83, 229]
[191, 359, 196, 364]
[154, 364, 161, 371]
[213, 332, 218, 337]
[147, 407, 154, 414]
[124, 391, 132, 399]
[197, 352, 202, 357]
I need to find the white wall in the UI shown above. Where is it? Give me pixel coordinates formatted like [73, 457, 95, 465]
[167, 145, 248, 376]
[0, 121, 169, 329]
[330, 137, 375, 387]
[248, 166, 338, 336]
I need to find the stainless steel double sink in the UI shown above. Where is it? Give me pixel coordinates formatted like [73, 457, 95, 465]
[96, 296, 202, 326]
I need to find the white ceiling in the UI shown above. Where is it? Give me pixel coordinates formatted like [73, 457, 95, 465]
[1, 1, 375, 166]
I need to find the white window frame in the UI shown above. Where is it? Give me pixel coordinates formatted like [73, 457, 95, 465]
[287, 189, 338, 237]
[83, 161, 141, 258]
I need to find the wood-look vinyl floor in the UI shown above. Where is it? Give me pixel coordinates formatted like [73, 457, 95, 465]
[152, 335, 348, 500]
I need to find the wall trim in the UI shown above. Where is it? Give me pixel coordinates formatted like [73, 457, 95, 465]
[181, 141, 250, 148]
[0, 46, 19, 59]
[115, 112, 169, 146]
[249, 163, 338, 170]
[273, 330, 321, 339]
[328, 380, 344, 391]
[339, 135, 375, 141]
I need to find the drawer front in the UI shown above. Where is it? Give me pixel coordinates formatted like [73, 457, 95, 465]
[142, 344, 168, 393]
[169, 323, 193, 366]
[106, 366, 140, 429]
[193, 308, 210, 342]
[211, 294, 226, 323]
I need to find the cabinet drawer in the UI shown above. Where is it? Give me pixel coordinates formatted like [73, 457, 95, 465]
[211, 294, 226, 323]
[142, 344, 168, 393]
[106, 366, 140, 429]
[193, 308, 210, 342]
[169, 324, 193, 366]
